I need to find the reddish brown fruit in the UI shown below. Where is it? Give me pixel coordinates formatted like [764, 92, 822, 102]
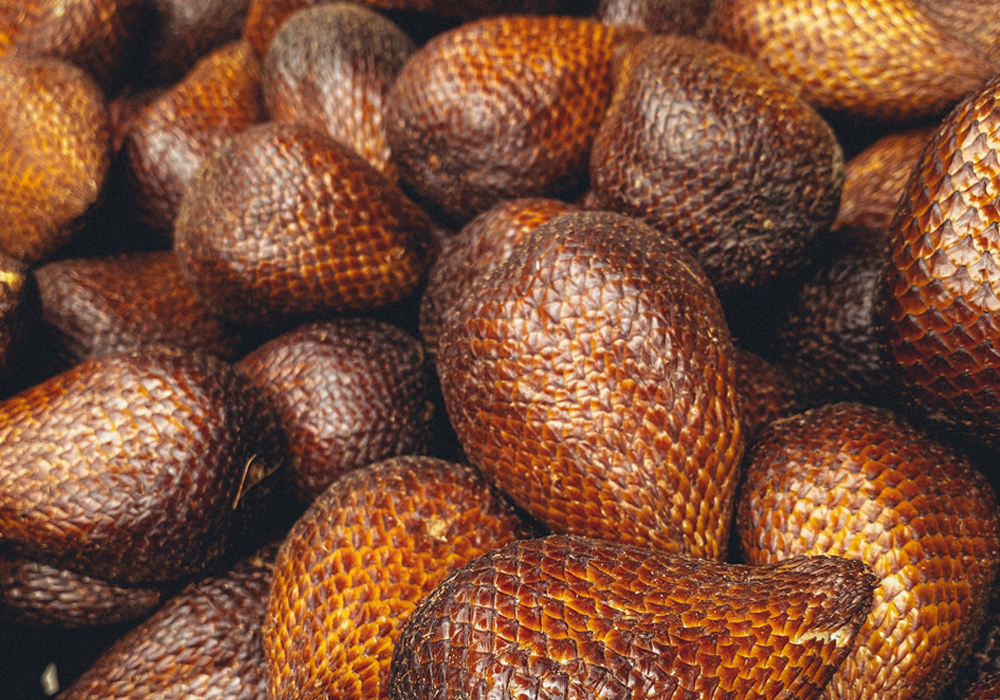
[124, 41, 264, 230]
[708, 0, 997, 123]
[588, 34, 843, 293]
[262, 3, 415, 182]
[967, 673, 1000, 700]
[389, 535, 877, 700]
[386, 16, 628, 223]
[263, 456, 531, 700]
[598, 0, 712, 34]
[237, 319, 434, 503]
[436, 210, 744, 559]
[0, 557, 162, 628]
[35, 251, 244, 369]
[738, 402, 1000, 700]
[734, 347, 799, 442]
[58, 546, 276, 700]
[0, 347, 282, 585]
[879, 73, 1000, 449]
[0, 252, 37, 391]
[174, 121, 433, 327]
[419, 197, 575, 359]
[0, 56, 109, 265]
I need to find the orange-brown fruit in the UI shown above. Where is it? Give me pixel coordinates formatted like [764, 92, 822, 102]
[879, 72, 1000, 449]
[0, 347, 283, 585]
[436, 210, 744, 559]
[734, 347, 799, 442]
[738, 401, 1000, 700]
[386, 15, 628, 223]
[237, 319, 434, 503]
[914, 0, 1000, 67]
[144, 0, 253, 85]
[588, 34, 843, 293]
[0, 56, 109, 265]
[57, 545, 276, 700]
[0, 252, 37, 391]
[0, 0, 144, 91]
[389, 535, 877, 700]
[0, 557, 162, 628]
[598, 0, 712, 34]
[833, 126, 938, 236]
[419, 197, 575, 359]
[708, 0, 998, 123]
[34, 251, 244, 370]
[174, 121, 433, 327]
[263, 456, 531, 700]
[262, 3, 415, 182]
[124, 41, 264, 230]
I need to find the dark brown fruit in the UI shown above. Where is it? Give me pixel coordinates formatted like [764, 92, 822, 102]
[263, 456, 531, 700]
[419, 197, 575, 359]
[437, 210, 743, 559]
[0, 347, 282, 585]
[0, 557, 162, 628]
[262, 3, 415, 182]
[738, 402, 1000, 700]
[879, 72, 1000, 449]
[386, 15, 627, 223]
[588, 34, 843, 293]
[734, 347, 799, 442]
[0, 0, 144, 91]
[389, 535, 877, 700]
[967, 673, 1000, 700]
[237, 319, 434, 503]
[57, 547, 275, 700]
[124, 40, 264, 230]
[144, 0, 253, 85]
[35, 250, 244, 369]
[0, 56, 109, 265]
[708, 0, 997, 123]
[0, 252, 37, 391]
[598, 0, 712, 34]
[174, 121, 433, 327]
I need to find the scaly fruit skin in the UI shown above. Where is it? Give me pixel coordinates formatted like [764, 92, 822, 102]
[588, 34, 843, 293]
[389, 535, 877, 700]
[880, 73, 1000, 449]
[598, 0, 713, 34]
[437, 210, 743, 560]
[733, 347, 799, 442]
[386, 15, 627, 223]
[709, 0, 997, 123]
[738, 402, 1000, 700]
[0, 347, 282, 585]
[263, 456, 531, 700]
[174, 121, 433, 327]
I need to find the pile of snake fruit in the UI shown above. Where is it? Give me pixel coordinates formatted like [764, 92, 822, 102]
[3, 1, 1000, 699]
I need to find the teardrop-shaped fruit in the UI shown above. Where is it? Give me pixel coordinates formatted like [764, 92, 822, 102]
[589, 34, 843, 292]
[738, 401, 1000, 700]
[708, 0, 997, 122]
[0, 347, 282, 585]
[263, 456, 531, 700]
[386, 15, 628, 223]
[389, 534, 877, 700]
[124, 40, 263, 230]
[879, 73, 1000, 449]
[174, 121, 433, 327]
[0, 56, 109, 265]
[237, 319, 433, 502]
[437, 210, 743, 559]
[263, 3, 414, 182]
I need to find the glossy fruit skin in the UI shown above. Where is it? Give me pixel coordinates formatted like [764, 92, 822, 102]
[738, 402, 1000, 700]
[879, 73, 1000, 449]
[708, 0, 997, 123]
[237, 319, 434, 503]
[386, 15, 627, 223]
[389, 534, 878, 700]
[174, 121, 433, 327]
[0, 56, 109, 265]
[0, 347, 282, 585]
[588, 34, 843, 293]
[263, 456, 531, 700]
[437, 210, 743, 560]
[262, 3, 415, 182]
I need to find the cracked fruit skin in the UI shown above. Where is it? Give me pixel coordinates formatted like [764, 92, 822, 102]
[436, 210, 744, 560]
